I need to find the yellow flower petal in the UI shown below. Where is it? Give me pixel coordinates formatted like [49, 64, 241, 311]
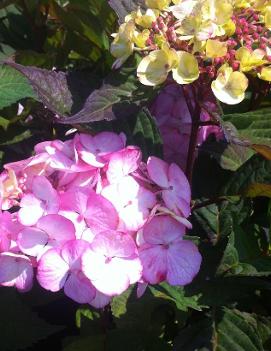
[223, 19, 236, 36]
[265, 6, 271, 30]
[135, 9, 159, 29]
[133, 30, 150, 48]
[258, 66, 271, 81]
[172, 51, 199, 84]
[137, 50, 170, 86]
[206, 39, 228, 58]
[137, 45, 177, 86]
[145, 0, 171, 10]
[211, 64, 248, 104]
[236, 47, 266, 72]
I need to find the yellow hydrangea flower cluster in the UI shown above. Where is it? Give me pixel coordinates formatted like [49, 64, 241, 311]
[111, 0, 271, 105]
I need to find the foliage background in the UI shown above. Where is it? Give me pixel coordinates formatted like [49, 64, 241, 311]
[0, 1, 271, 350]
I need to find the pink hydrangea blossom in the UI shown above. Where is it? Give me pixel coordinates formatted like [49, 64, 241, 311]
[82, 230, 142, 296]
[37, 239, 95, 303]
[139, 215, 202, 285]
[0, 131, 201, 307]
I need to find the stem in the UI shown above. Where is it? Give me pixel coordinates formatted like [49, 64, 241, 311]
[191, 197, 227, 211]
[183, 85, 201, 184]
[198, 120, 220, 127]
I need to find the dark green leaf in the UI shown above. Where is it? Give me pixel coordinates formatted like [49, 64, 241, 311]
[222, 155, 271, 196]
[0, 65, 36, 109]
[174, 308, 264, 351]
[223, 108, 271, 147]
[149, 282, 203, 312]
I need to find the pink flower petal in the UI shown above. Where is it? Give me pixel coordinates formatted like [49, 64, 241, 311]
[37, 248, 69, 292]
[90, 231, 137, 258]
[18, 194, 44, 226]
[60, 239, 90, 269]
[147, 157, 169, 188]
[89, 290, 111, 309]
[162, 191, 190, 218]
[84, 192, 119, 234]
[0, 253, 33, 292]
[168, 163, 191, 204]
[102, 176, 155, 232]
[106, 146, 142, 184]
[60, 187, 93, 214]
[167, 240, 202, 286]
[78, 132, 125, 167]
[143, 215, 185, 245]
[64, 272, 95, 303]
[139, 245, 167, 284]
[32, 176, 59, 213]
[37, 214, 75, 242]
[18, 227, 48, 257]
[82, 250, 131, 296]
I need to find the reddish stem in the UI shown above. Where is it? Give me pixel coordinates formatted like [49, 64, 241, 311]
[183, 85, 201, 184]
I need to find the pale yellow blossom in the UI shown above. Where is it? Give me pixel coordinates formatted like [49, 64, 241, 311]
[172, 51, 199, 84]
[137, 44, 178, 86]
[211, 64, 248, 104]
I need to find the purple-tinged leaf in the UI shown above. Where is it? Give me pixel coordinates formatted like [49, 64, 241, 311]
[59, 57, 155, 124]
[108, 0, 146, 23]
[5, 62, 73, 116]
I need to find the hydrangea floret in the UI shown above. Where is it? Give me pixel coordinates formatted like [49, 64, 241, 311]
[111, 0, 271, 104]
[0, 132, 201, 308]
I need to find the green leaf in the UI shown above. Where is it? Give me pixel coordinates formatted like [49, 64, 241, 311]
[218, 223, 271, 277]
[111, 286, 133, 319]
[222, 155, 271, 196]
[223, 108, 271, 147]
[0, 288, 63, 351]
[5, 61, 73, 115]
[202, 139, 255, 171]
[149, 283, 203, 312]
[0, 65, 36, 109]
[174, 308, 264, 351]
[60, 56, 155, 125]
[50, 0, 106, 50]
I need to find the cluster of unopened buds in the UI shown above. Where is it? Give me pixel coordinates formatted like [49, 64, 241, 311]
[0, 132, 201, 308]
[111, 0, 271, 104]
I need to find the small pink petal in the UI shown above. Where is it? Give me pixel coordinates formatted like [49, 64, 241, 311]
[18, 227, 48, 257]
[139, 245, 167, 284]
[168, 163, 191, 204]
[89, 290, 111, 309]
[85, 192, 119, 234]
[64, 271, 96, 303]
[167, 240, 202, 286]
[60, 187, 93, 214]
[82, 250, 131, 296]
[0, 253, 33, 292]
[37, 248, 69, 292]
[37, 214, 75, 242]
[32, 176, 59, 208]
[18, 194, 44, 226]
[143, 215, 185, 245]
[61, 239, 90, 269]
[90, 231, 137, 258]
[137, 282, 148, 298]
[106, 146, 142, 184]
[147, 157, 169, 188]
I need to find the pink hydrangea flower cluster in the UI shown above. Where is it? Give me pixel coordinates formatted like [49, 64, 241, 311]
[151, 83, 223, 170]
[0, 132, 201, 308]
